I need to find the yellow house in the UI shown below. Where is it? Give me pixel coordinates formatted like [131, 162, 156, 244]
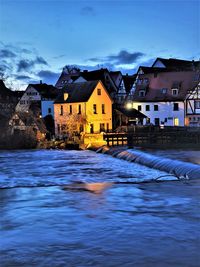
[54, 80, 113, 139]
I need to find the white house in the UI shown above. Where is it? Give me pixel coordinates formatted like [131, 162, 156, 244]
[129, 65, 200, 126]
[16, 83, 59, 118]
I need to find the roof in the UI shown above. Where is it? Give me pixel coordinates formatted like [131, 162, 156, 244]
[13, 112, 47, 133]
[115, 106, 147, 118]
[29, 83, 59, 99]
[122, 74, 137, 93]
[55, 68, 118, 93]
[138, 66, 170, 74]
[0, 80, 13, 97]
[152, 58, 200, 71]
[55, 80, 99, 103]
[133, 70, 199, 102]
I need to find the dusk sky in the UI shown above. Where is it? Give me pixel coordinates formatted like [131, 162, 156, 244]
[0, 0, 199, 89]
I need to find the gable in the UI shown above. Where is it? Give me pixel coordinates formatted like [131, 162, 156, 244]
[152, 59, 166, 68]
[89, 81, 113, 103]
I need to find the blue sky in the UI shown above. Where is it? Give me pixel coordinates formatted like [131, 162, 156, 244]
[0, 0, 199, 89]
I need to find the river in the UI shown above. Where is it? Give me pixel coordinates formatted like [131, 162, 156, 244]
[0, 149, 200, 267]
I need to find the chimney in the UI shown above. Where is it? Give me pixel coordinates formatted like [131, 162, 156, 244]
[40, 80, 42, 84]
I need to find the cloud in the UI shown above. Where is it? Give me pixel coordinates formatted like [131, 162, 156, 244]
[17, 56, 48, 72]
[89, 50, 145, 65]
[80, 6, 96, 16]
[0, 49, 16, 58]
[15, 75, 32, 80]
[37, 70, 60, 84]
[35, 56, 48, 65]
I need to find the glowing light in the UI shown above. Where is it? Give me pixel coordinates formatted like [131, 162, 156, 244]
[126, 102, 133, 109]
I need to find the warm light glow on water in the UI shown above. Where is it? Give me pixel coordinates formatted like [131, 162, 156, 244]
[0, 150, 200, 266]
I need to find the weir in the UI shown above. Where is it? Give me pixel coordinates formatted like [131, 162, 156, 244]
[97, 146, 200, 180]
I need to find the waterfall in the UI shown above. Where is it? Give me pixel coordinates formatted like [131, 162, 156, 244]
[97, 146, 200, 180]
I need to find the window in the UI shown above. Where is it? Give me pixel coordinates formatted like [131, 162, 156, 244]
[161, 88, 167, 94]
[97, 89, 101, 95]
[146, 105, 150, 111]
[195, 101, 200, 109]
[93, 104, 97, 114]
[138, 105, 142, 111]
[90, 124, 94, 133]
[174, 118, 179, 126]
[100, 123, 105, 132]
[60, 105, 63, 115]
[172, 89, 179, 95]
[173, 103, 179, 111]
[78, 104, 81, 114]
[144, 78, 149, 84]
[14, 119, 20, 126]
[69, 105, 72, 114]
[106, 123, 109, 132]
[102, 104, 105, 114]
[138, 78, 143, 85]
[57, 124, 60, 134]
[139, 90, 145, 97]
[154, 118, 160, 126]
[154, 105, 158, 111]
[79, 124, 83, 133]
[48, 108, 51, 114]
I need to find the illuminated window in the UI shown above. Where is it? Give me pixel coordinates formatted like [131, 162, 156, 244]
[102, 104, 105, 114]
[93, 104, 97, 114]
[174, 118, 179, 126]
[97, 89, 101, 95]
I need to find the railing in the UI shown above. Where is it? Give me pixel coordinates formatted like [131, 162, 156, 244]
[104, 127, 200, 148]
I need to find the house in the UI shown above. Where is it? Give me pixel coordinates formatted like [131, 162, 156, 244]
[0, 80, 22, 117]
[55, 68, 119, 98]
[15, 83, 59, 118]
[185, 81, 200, 126]
[8, 112, 47, 141]
[130, 67, 200, 126]
[113, 105, 147, 131]
[152, 57, 200, 71]
[54, 80, 113, 139]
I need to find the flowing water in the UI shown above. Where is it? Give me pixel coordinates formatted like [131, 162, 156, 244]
[0, 149, 200, 267]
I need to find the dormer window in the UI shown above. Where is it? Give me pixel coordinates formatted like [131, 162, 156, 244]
[139, 90, 146, 97]
[161, 88, 167, 94]
[172, 88, 179, 95]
